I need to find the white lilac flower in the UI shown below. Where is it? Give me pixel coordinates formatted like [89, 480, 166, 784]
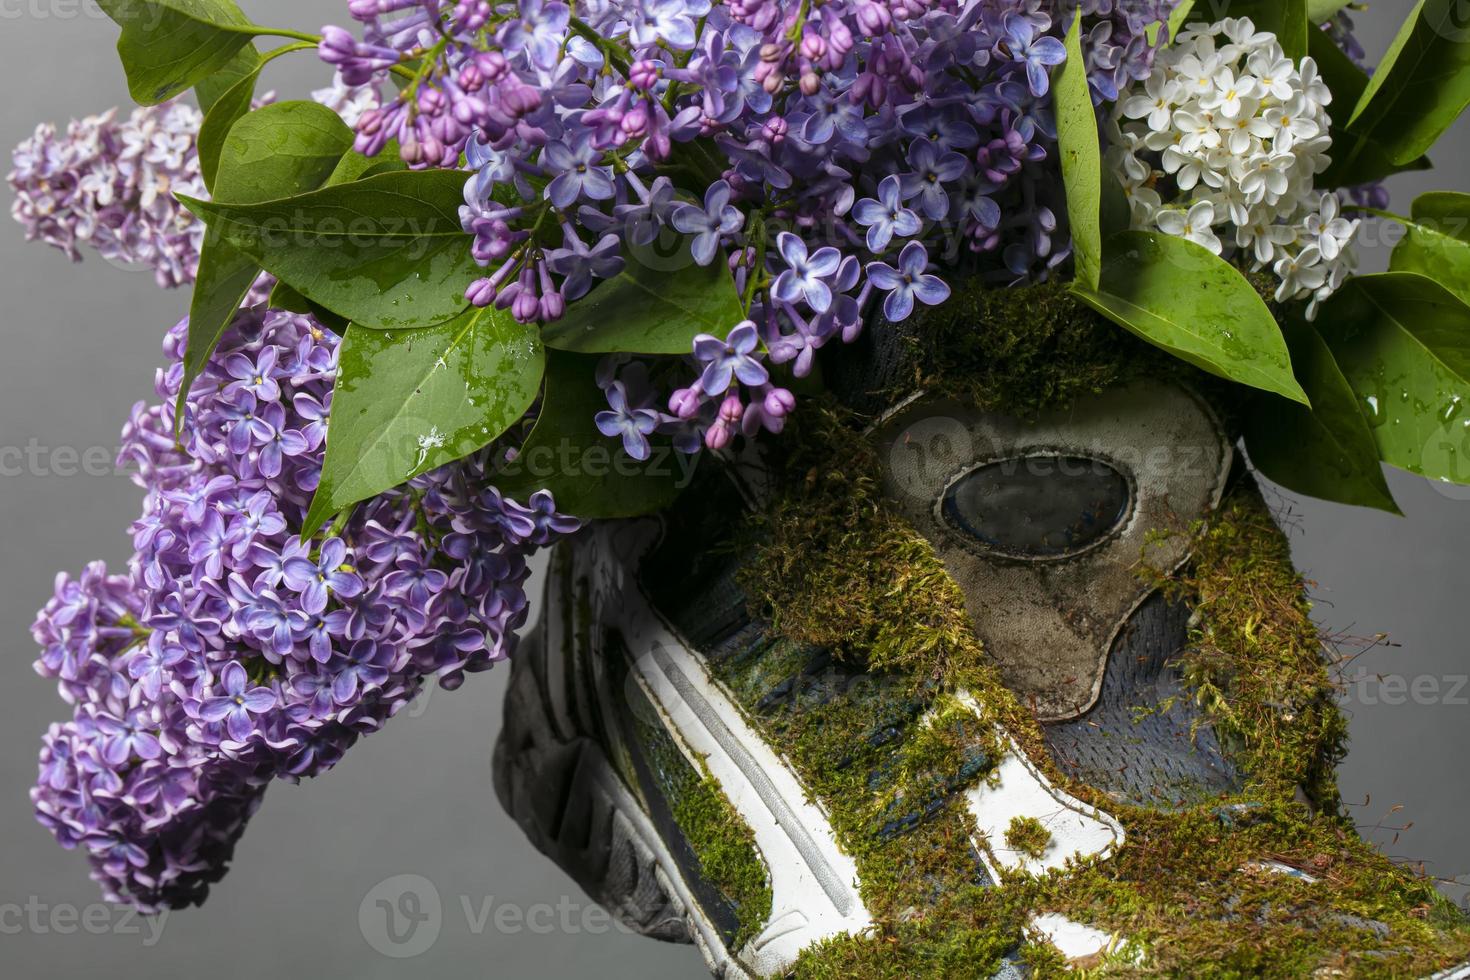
[1156, 200, 1222, 255]
[1106, 16, 1359, 319]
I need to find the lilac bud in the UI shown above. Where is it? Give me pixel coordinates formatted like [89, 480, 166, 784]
[800, 33, 827, 61]
[669, 387, 702, 419]
[764, 387, 797, 418]
[501, 79, 542, 116]
[620, 105, 649, 139]
[480, 51, 509, 82]
[629, 60, 661, 91]
[539, 291, 565, 321]
[356, 107, 384, 136]
[855, 1, 891, 34]
[418, 87, 447, 117]
[459, 61, 486, 92]
[511, 268, 540, 323]
[827, 21, 855, 61]
[466, 277, 498, 307]
[799, 72, 822, 96]
[718, 393, 743, 424]
[536, 261, 564, 321]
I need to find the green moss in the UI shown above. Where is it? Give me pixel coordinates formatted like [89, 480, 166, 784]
[719, 408, 1470, 978]
[633, 709, 772, 948]
[1004, 817, 1052, 861]
[670, 761, 774, 949]
[1150, 482, 1350, 810]
[901, 279, 1173, 419]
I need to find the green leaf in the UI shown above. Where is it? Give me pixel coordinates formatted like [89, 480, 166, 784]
[193, 42, 258, 113]
[269, 280, 313, 314]
[326, 145, 406, 186]
[1320, 272, 1470, 486]
[1310, 26, 1433, 187]
[95, 0, 262, 105]
[195, 60, 260, 191]
[1072, 230, 1308, 404]
[303, 307, 545, 535]
[178, 103, 354, 427]
[1387, 191, 1470, 307]
[1346, 0, 1470, 165]
[541, 255, 745, 354]
[1231, 0, 1308, 61]
[214, 102, 353, 203]
[1054, 8, 1101, 292]
[492, 352, 688, 518]
[179, 237, 258, 415]
[1099, 168, 1131, 241]
[268, 280, 350, 332]
[179, 169, 478, 330]
[1244, 317, 1399, 513]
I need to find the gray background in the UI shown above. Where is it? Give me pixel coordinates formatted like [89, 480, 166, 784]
[0, 2, 1464, 977]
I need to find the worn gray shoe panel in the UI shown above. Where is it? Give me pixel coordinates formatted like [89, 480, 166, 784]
[870, 382, 1233, 722]
[495, 534, 1053, 977]
[493, 623, 697, 946]
[1042, 591, 1242, 808]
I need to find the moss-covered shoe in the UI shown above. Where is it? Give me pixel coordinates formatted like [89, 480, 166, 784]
[494, 374, 1470, 978]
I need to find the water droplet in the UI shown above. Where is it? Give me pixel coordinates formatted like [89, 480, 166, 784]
[1364, 394, 1382, 423]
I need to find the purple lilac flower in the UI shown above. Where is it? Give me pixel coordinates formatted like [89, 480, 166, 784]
[545, 231, 625, 302]
[502, 0, 572, 70]
[852, 175, 922, 252]
[543, 137, 617, 209]
[867, 241, 952, 322]
[999, 12, 1068, 98]
[595, 382, 660, 461]
[199, 663, 277, 743]
[282, 538, 365, 615]
[692, 321, 768, 396]
[671, 180, 745, 267]
[771, 233, 842, 314]
[29, 303, 580, 912]
[8, 102, 206, 289]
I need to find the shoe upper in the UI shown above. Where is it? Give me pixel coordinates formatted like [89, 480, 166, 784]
[497, 361, 1470, 978]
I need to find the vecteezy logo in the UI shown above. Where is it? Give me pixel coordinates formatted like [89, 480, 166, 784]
[358, 874, 442, 958]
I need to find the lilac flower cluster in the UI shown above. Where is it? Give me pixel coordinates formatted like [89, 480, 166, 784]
[9, 75, 380, 291]
[320, 0, 1178, 457]
[32, 307, 577, 911]
[8, 101, 206, 289]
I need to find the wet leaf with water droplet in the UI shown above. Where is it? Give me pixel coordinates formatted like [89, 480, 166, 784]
[1388, 192, 1470, 308]
[179, 169, 478, 331]
[1072, 230, 1308, 405]
[1320, 272, 1470, 486]
[541, 253, 745, 354]
[1244, 316, 1399, 513]
[303, 306, 545, 535]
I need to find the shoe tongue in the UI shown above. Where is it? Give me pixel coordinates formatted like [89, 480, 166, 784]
[821, 313, 924, 418]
